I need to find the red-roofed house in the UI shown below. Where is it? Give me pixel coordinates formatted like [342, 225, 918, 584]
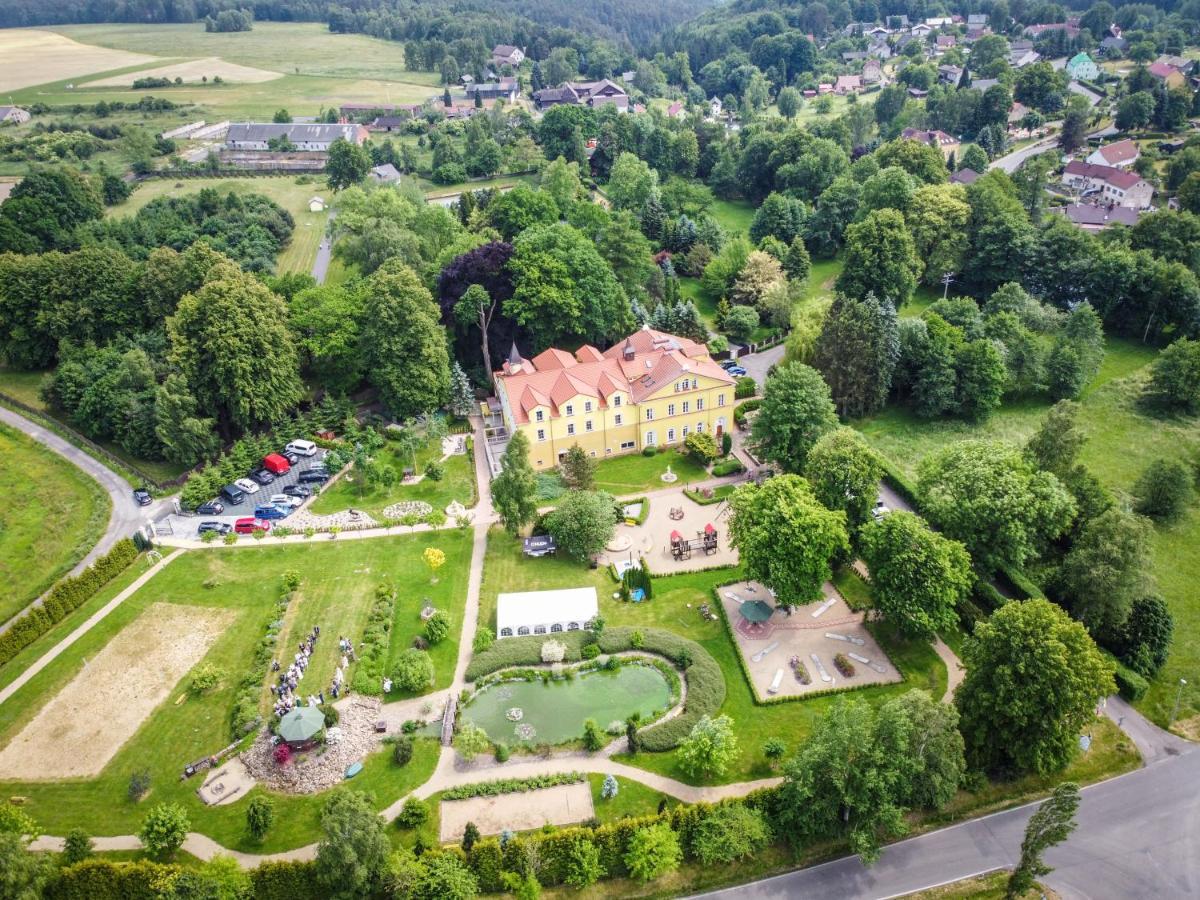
[1148, 61, 1187, 88]
[834, 74, 863, 94]
[901, 127, 960, 160]
[666, 101, 684, 118]
[1086, 139, 1140, 168]
[1063, 160, 1153, 208]
[493, 328, 736, 469]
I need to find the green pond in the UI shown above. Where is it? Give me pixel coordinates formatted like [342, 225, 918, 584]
[463, 665, 673, 745]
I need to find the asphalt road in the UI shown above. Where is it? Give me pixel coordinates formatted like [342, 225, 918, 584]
[990, 133, 1061, 173]
[0, 404, 166, 634]
[701, 726, 1199, 900]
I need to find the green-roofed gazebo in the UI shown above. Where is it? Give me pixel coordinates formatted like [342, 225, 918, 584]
[739, 599, 774, 624]
[278, 706, 325, 748]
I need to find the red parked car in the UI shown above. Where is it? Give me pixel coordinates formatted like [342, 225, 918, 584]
[262, 453, 291, 475]
[234, 517, 271, 535]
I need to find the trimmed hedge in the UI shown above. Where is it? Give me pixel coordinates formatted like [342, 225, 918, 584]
[441, 772, 584, 800]
[711, 458, 745, 477]
[1114, 660, 1149, 702]
[0, 538, 138, 669]
[597, 627, 723, 751]
[351, 583, 396, 695]
[465, 630, 591, 680]
[878, 458, 920, 509]
[994, 564, 1044, 600]
[47, 858, 322, 900]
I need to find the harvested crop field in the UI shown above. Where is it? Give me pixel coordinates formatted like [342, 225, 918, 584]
[83, 56, 280, 87]
[0, 29, 157, 91]
[439, 782, 595, 842]
[0, 602, 233, 780]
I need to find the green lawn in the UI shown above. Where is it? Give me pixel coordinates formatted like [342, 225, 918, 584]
[708, 198, 756, 237]
[0, 533, 467, 850]
[112, 176, 331, 276]
[0, 422, 110, 620]
[475, 530, 946, 784]
[591, 448, 711, 495]
[309, 436, 476, 520]
[51, 23, 437, 82]
[588, 773, 676, 823]
[855, 336, 1200, 726]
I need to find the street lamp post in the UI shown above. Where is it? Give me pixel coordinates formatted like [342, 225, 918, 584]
[940, 271, 955, 299]
[1170, 677, 1188, 726]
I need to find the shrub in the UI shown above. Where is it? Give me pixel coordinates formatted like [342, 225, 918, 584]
[1134, 458, 1193, 522]
[189, 663, 224, 696]
[473, 627, 495, 653]
[541, 639, 567, 663]
[1114, 662, 1149, 702]
[138, 803, 189, 856]
[320, 704, 339, 728]
[734, 376, 757, 399]
[391, 648, 435, 692]
[61, 827, 95, 864]
[711, 458, 744, 477]
[246, 795, 275, 842]
[465, 632, 591, 680]
[494, 742, 510, 762]
[392, 735, 414, 767]
[581, 643, 600, 660]
[425, 460, 445, 481]
[624, 822, 682, 882]
[128, 769, 151, 802]
[425, 610, 451, 645]
[684, 431, 719, 465]
[440, 773, 585, 801]
[396, 797, 429, 829]
[582, 718, 604, 752]
[642, 446, 657, 457]
[833, 653, 856, 677]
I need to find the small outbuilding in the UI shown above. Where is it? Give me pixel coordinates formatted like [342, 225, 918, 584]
[497, 586, 598, 638]
[309, 196, 327, 212]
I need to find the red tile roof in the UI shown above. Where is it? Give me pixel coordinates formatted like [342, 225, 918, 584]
[1093, 139, 1139, 165]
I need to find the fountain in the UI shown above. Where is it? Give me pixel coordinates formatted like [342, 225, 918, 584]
[660, 464, 678, 484]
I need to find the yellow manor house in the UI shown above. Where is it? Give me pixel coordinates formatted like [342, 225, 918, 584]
[493, 327, 736, 470]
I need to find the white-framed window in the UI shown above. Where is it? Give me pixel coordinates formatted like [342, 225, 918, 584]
[536, 429, 546, 442]
[696, 421, 704, 433]
[620, 440, 635, 450]
[646, 431, 657, 446]
[565, 404, 574, 416]
[646, 409, 654, 421]
[585, 420, 593, 432]
[667, 428, 676, 442]
[585, 401, 593, 412]
[682, 426, 690, 437]
[535, 409, 544, 422]
[718, 394, 726, 407]
[613, 395, 622, 406]
[683, 401, 690, 413]
[614, 413, 623, 426]
[500, 627, 513, 637]
[567, 423, 575, 435]
[589, 450, 597, 457]
[534, 625, 546, 634]
[606, 447, 613, 454]
[668, 403, 676, 416]
[692, 378, 698, 389]
[697, 397, 704, 411]
[518, 626, 530, 636]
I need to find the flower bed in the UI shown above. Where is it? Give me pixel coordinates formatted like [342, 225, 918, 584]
[833, 653, 855, 678]
[441, 772, 585, 801]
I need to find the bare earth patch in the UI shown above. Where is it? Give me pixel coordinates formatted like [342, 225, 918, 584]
[0, 29, 157, 91]
[0, 602, 233, 780]
[83, 56, 281, 87]
[439, 782, 595, 842]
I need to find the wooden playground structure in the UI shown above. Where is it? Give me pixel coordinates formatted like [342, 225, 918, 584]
[670, 523, 719, 560]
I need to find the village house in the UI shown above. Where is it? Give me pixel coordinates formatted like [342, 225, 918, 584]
[666, 101, 685, 119]
[1055, 202, 1142, 231]
[901, 127, 960, 160]
[225, 123, 368, 151]
[834, 74, 863, 94]
[708, 96, 723, 118]
[490, 44, 525, 70]
[0, 106, 32, 125]
[492, 327, 736, 471]
[461, 78, 519, 104]
[369, 163, 402, 184]
[950, 168, 980, 185]
[1087, 138, 1140, 168]
[1009, 41, 1041, 68]
[1066, 52, 1099, 81]
[935, 34, 956, 53]
[533, 79, 629, 112]
[863, 59, 884, 84]
[1148, 61, 1187, 89]
[911, 23, 933, 37]
[1100, 35, 1127, 55]
[938, 64, 965, 87]
[1024, 22, 1080, 39]
[925, 16, 953, 28]
[1063, 160, 1154, 208]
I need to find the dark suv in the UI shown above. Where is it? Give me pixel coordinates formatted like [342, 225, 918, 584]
[132, 488, 152, 506]
[197, 521, 231, 536]
[298, 470, 330, 484]
[250, 469, 276, 486]
[196, 500, 225, 516]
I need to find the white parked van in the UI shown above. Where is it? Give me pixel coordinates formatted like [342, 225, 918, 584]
[285, 439, 318, 457]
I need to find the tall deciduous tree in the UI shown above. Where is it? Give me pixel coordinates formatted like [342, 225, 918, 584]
[729, 475, 849, 607]
[906, 183, 971, 284]
[813, 292, 900, 418]
[315, 790, 392, 899]
[752, 362, 839, 473]
[917, 441, 1076, 570]
[545, 491, 618, 560]
[359, 260, 451, 418]
[167, 263, 302, 438]
[804, 427, 883, 529]
[326, 138, 372, 191]
[876, 690, 966, 810]
[607, 152, 660, 213]
[1058, 507, 1152, 637]
[1007, 782, 1080, 899]
[861, 511, 973, 638]
[677, 714, 739, 778]
[288, 284, 365, 393]
[957, 599, 1114, 775]
[836, 209, 921, 306]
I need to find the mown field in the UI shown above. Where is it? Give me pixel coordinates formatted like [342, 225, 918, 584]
[855, 334, 1200, 727]
[0, 532, 469, 850]
[0, 422, 110, 621]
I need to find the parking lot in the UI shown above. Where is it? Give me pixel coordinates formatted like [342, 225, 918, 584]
[155, 449, 334, 538]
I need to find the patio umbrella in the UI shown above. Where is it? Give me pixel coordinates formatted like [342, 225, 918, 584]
[739, 599, 774, 623]
[278, 706, 324, 743]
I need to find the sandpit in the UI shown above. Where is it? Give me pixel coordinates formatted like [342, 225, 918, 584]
[439, 782, 595, 842]
[0, 602, 233, 780]
[0, 29, 157, 91]
[83, 56, 282, 87]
